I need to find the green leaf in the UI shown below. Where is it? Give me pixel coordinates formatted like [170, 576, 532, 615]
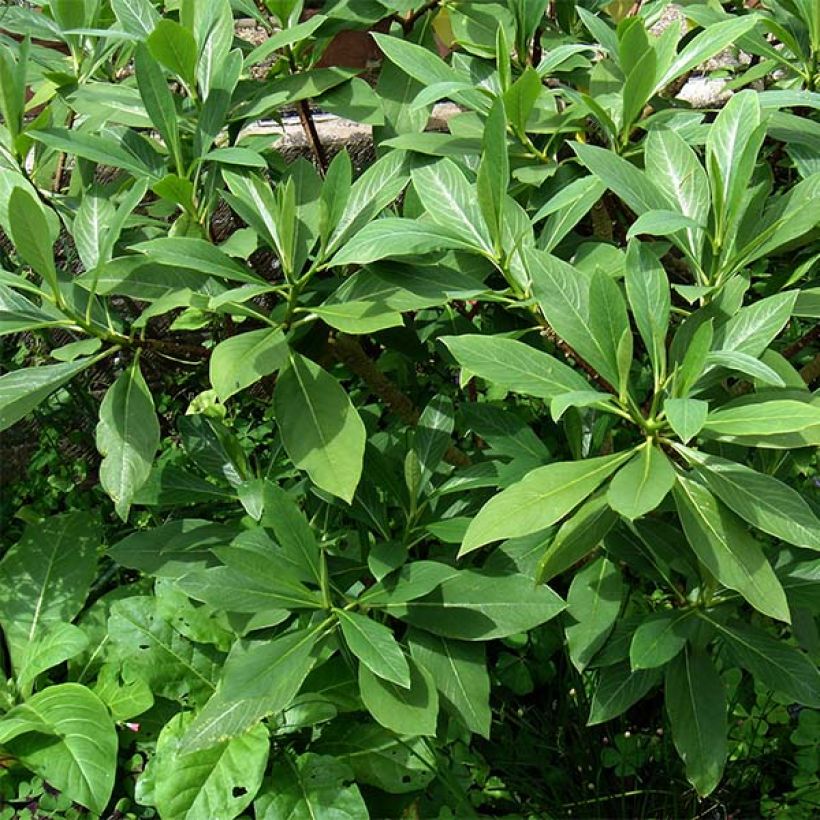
[588, 662, 659, 725]
[325, 150, 409, 256]
[571, 142, 668, 216]
[389, 569, 566, 641]
[655, 16, 759, 90]
[315, 721, 435, 795]
[108, 597, 220, 704]
[607, 443, 676, 521]
[412, 159, 493, 254]
[674, 319, 713, 397]
[550, 390, 613, 421]
[330, 218, 473, 267]
[664, 398, 708, 443]
[476, 98, 508, 248]
[311, 301, 403, 334]
[712, 291, 797, 358]
[536, 176, 606, 252]
[359, 659, 438, 736]
[0, 359, 97, 431]
[181, 629, 319, 752]
[706, 90, 765, 243]
[624, 240, 670, 378]
[147, 19, 198, 88]
[273, 352, 365, 503]
[673, 475, 790, 622]
[135, 44, 183, 174]
[209, 328, 287, 402]
[566, 557, 623, 672]
[527, 249, 624, 388]
[587, 270, 632, 389]
[73, 191, 116, 272]
[536, 493, 618, 584]
[30, 127, 163, 179]
[96, 359, 159, 521]
[0, 512, 99, 672]
[3, 684, 117, 814]
[109, 519, 233, 577]
[258, 485, 321, 584]
[111, 0, 160, 38]
[150, 714, 269, 820]
[244, 15, 327, 67]
[702, 400, 820, 440]
[680, 449, 820, 552]
[407, 630, 490, 738]
[441, 334, 590, 400]
[131, 238, 264, 285]
[461, 452, 632, 553]
[254, 753, 367, 820]
[643, 129, 710, 259]
[665, 647, 727, 797]
[17, 622, 89, 696]
[339, 610, 410, 688]
[361, 561, 461, 608]
[626, 210, 704, 240]
[414, 395, 454, 495]
[8, 187, 57, 293]
[621, 47, 657, 134]
[703, 617, 820, 708]
[629, 611, 693, 670]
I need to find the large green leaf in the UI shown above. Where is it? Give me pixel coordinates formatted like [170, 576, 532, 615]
[181, 629, 319, 752]
[407, 630, 490, 738]
[566, 557, 623, 672]
[712, 291, 797, 358]
[629, 611, 694, 670]
[273, 352, 365, 503]
[96, 359, 159, 521]
[135, 44, 182, 174]
[147, 18, 198, 88]
[17, 622, 89, 696]
[680, 448, 820, 551]
[254, 753, 368, 820]
[706, 90, 765, 244]
[702, 617, 820, 707]
[315, 721, 435, 795]
[330, 217, 474, 266]
[0, 513, 99, 672]
[624, 240, 671, 377]
[441, 334, 590, 400]
[701, 400, 820, 440]
[665, 647, 727, 797]
[148, 714, 269, 820]
[536, 493, 618, 583]
[673, 475, 790, 622]
[388, 569, 566, 641]
[588, 662, 659, 726]
[461, 451, 632, 553]
[209, 328, 287, 402]
[606, 442, 676, 520]
[8, 187, 58, 293]
[571, 142, 668, 216]
[325, 150, 409, 256]
[3, 684, 117, 814]
[643, 129, 710, 259]
[411, 159, 493, 253]
[338, 610, 410, 688]
[359, 659, 438, 736]
[107, 597, 221, 704]
[130, 238, 265, 285]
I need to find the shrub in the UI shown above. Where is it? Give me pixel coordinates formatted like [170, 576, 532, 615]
[0, 1, 818, 817]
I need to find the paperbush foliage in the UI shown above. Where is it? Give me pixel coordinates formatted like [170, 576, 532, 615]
[0, 0, 818, 816]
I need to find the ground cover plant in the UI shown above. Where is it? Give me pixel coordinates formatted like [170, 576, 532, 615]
[0, 0, 818, 817]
